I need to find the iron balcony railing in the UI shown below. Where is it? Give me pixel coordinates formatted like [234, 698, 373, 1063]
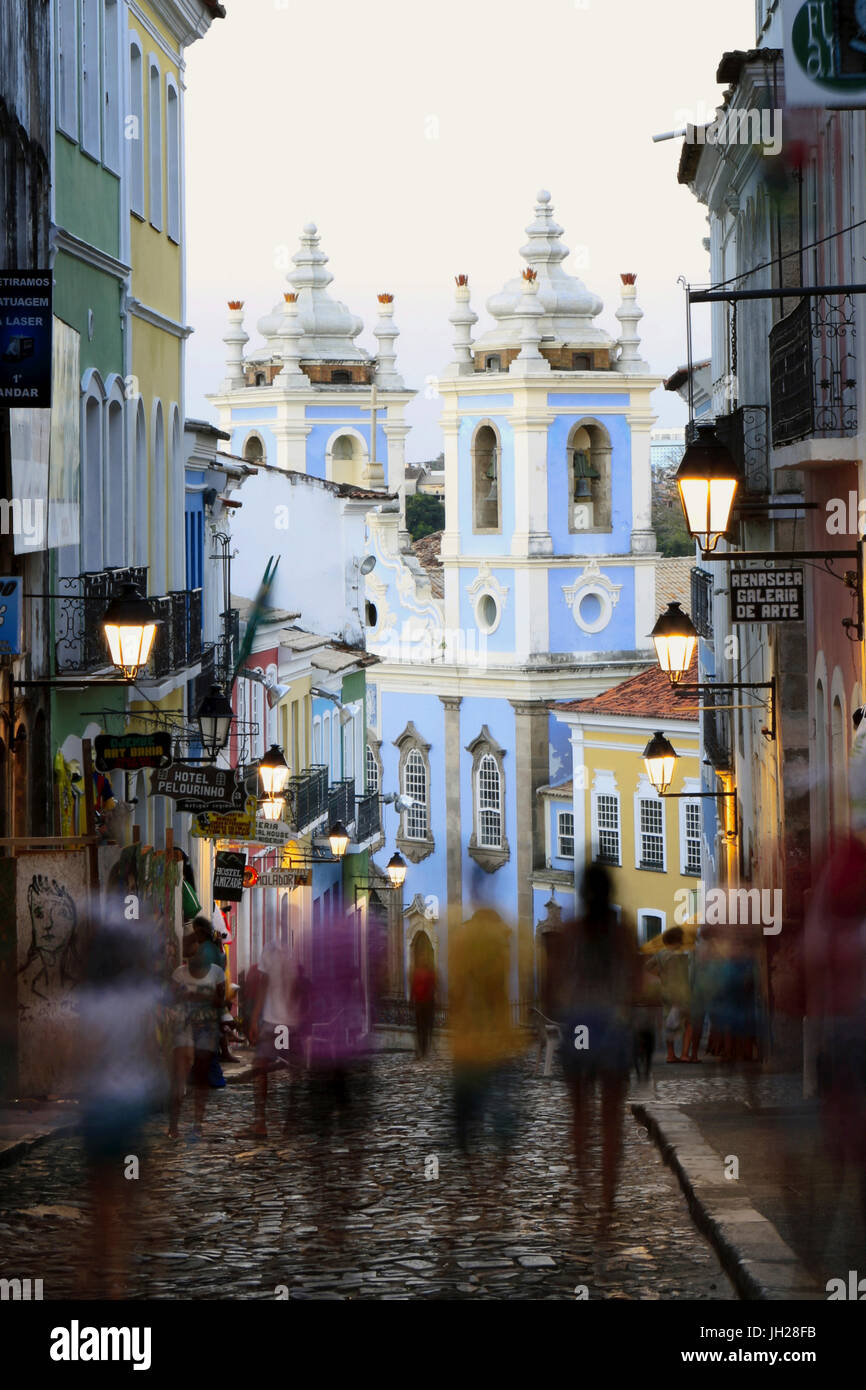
[354, 791, 380, 844]
[55, 565, 148, 674]
[769, 294, 857, 446]
[328, 777, 355, 831]
[691, 567, 714, 641]
[288, 765, 329, 834]
[714, 404, 770, 494]
[702, 687, 732, 773]
[147, 589, 203, 680]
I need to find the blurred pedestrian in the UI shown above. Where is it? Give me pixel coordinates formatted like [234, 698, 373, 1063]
[552, 865, 638, 1226]
[77, 918, 165, 1297]
[632, 952, 661, 1083]
[168, 945, 225, 1140]
[410, 957, 436, 1058]
[241, 936, 299, 1139]
[648, 926, 692, 1062]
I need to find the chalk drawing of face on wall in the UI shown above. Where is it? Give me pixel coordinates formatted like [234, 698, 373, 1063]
[19, 874, 82, 1006]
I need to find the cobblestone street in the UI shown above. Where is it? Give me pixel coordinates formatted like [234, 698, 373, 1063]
[0, 1055, 735, 1300]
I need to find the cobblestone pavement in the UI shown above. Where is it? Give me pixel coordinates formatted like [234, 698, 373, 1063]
[0, 1055, 736, 1300]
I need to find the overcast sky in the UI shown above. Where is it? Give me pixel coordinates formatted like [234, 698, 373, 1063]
[184, 0, 755, 460]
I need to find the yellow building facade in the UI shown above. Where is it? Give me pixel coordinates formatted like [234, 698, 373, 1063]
[535, 665, 703, 948]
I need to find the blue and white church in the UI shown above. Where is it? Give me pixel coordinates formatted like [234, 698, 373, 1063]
[364, 191, 665, 1007]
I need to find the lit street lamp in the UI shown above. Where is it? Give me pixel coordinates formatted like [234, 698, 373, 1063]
[259, 796, 286, 822]
[386, 851, 407, 889]
[258, 744, 289, 798]
[196, 684, 233, 760]
[102, 583, 159, 680]
[327, 820, 350, 859]
[675, 425, 742, 551]
[643, 730, 678, 796]
[651, 601, 698, 685]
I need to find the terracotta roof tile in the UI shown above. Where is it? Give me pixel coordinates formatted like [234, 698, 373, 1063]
[655, 556, 695, 609]
[410, 530, 444, 599]
[554, 654, 698, 720]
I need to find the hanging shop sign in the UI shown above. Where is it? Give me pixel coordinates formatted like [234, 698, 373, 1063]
[190, 806, 257, 841]
[257, 868, 310, 888]
[783, 0, 866, 107]
[730, 567, 805, 623]
[213, 850, 246, 903]
[152, 762, 246, 809]
[0, 272, 52, 406]
[95, 732, 172, 773]
[0, 577, 23, 655]
[253, 817, 291, 845]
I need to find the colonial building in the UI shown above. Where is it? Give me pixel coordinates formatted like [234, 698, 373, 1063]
[364, 191, 668, 1008]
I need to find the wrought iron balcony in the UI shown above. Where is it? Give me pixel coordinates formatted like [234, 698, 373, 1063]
[288, 765, 329, 834]
[55, 565, 148, 674]
[769, 294, 857, 446]
[146, 589, 203, 680]
[691, 567, 714, 641]
[354, 791, 380, 844]
[702, 687, 732, 773]
[714, 405, 770, 494]
[328, 777, 355, 831]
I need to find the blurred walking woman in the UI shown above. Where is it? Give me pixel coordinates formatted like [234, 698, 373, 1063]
[550, 865, 639, 1228]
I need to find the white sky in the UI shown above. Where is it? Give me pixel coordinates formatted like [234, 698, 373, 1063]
[184, 0, 756, 460]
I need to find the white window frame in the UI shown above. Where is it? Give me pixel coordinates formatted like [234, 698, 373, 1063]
[148, 55, 162, 230]
[556, 808, 575, 861]
[634, 777, 666, 872]
[128, 38, 145, 216]
[476, 751, 502, 850]
[165, 75, 180, 242]
[80, 0, 101, 158]
[312, 716, 322, 765]
[403, 748, 429, 841]
[103, 376, 126, 569]
[57, 0, 79, 141]
[591, 771, 621, 867]
[637, 909, 666, 946]
[80, 370, 105, 573]
[366, 743, 379, 794]
[679, 789, 702, 877]
[103, 0, 121, 173]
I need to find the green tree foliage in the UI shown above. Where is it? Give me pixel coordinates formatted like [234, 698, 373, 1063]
[652, 460, 692, 557]
[406, 493, 445, 541]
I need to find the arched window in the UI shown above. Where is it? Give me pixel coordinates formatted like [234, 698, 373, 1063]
[331, 369, 352, 384]
[323, 711, 332, 777]
[169, 406, 183, 589]
[255, 371, 266, 387]
[472, 423, 501, 533]
[128, 39, 144, 215]
[568, 420, 612, 532]
[485, 354, 501, 372]
[103, 1, 121, 174]
[132, 396, 147, 568]
[243, 433, 265, 465]
[329, 432, 365, 487]
[477, 753, 501, 849]
[104, 378, 126, 568]
[366, 741, 380, 794]
[150, 401, 166, 588]
[465, 726, 509, 871]
[403, 750, 427, 839]
[166, 78, 180, 242]
[394, 722, 434, 862]
[148, 56, 162, 230]
[81, 373, 105, 572]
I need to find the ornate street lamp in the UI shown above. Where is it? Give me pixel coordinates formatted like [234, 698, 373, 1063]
[258, 744, 289, 798]
[386, 851, 407, 889]
[259, 796, 286, 822]
[643, 730, 678, 796]
[102, 583, 159, 680]
[651, 601, 698, 685]
[327, 820, 350, 859]
[196, 684, 233, 760]
[675, 425, 742, 551]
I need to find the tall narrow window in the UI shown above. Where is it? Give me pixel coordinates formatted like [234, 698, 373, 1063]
[472, 424, 501, 532]
[477, 753, 501, 849]
[150, 401, 165, 588]
[81, 0, 101, 157]
[683, 800, 702, 875]
[366, 743, 379, 794]
[557, 809, 575, 860]
[129, 41, 144, 216]
[166, 79, 180, 241]
[57, 0, 79, 139]
[104, 382, 125, 568]
[639, 797, 665, 870]
[103, 0, 121, 172]
[466, 726, 509, 871]
[313, 717, 322, 765]
[148, 58, 162, 229]
[403, 750, 428, 840]
[81, 380, 104, 572]
[394, 722, 434, 862]
[595, 793, 621, 865]
[568, 419, 612, 533]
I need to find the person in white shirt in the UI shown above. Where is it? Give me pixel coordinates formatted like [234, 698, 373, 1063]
[240, 939, 301, 1139]
[168, 949, 225, 1140]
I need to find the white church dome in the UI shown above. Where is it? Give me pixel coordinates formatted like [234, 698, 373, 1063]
[256, 222, 370, 362]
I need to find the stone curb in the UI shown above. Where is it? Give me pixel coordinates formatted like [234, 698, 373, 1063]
[632, 1101, 823, 1302]
[0, 1123, 79, 1170]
